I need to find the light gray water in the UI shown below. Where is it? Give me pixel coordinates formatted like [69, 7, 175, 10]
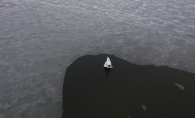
[0, 0, 195, 117]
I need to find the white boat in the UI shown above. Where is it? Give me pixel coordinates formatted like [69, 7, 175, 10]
[104, 56, 114, 68]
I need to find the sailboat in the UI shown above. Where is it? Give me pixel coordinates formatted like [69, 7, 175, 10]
[104, 56, 114, 68]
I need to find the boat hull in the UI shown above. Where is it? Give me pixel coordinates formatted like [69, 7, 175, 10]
[104, 64, 114, 68]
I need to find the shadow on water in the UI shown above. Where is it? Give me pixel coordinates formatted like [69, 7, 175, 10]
[62, 54, 195, 118]
[104, 68, 111, 76]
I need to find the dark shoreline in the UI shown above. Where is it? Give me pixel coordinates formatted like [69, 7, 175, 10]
[62, 54, 195, 118]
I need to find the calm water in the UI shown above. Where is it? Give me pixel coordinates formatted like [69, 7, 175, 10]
[63, 54, 195, 118]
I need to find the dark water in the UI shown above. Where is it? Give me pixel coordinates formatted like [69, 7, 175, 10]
[62, 54, 195, 118]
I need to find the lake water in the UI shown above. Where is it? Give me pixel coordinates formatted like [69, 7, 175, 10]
[63, 54, 195, 118]
[1, 0, 195, 117]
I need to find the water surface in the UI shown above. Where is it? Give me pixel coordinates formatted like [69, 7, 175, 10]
[63, 54, 195, 118]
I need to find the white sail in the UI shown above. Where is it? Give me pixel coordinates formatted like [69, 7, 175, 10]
[104, 56, 113, 68]
[106, 57, 111, 65]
